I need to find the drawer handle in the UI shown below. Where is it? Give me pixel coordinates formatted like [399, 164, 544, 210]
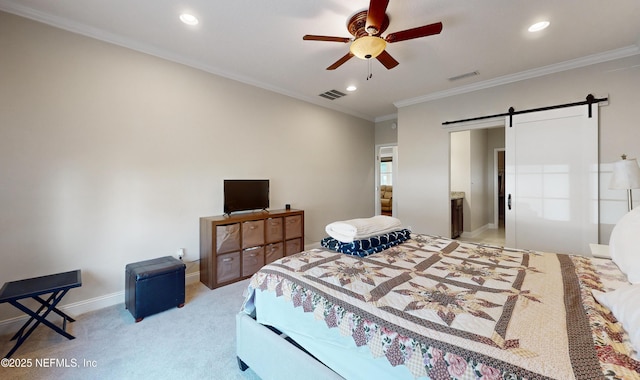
[222, 257, 234, 262]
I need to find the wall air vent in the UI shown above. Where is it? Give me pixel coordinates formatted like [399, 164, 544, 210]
[448, 71, 479, 81]
[319, 89, 347, 100]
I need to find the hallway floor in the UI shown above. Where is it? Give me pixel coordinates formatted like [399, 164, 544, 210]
[458, 225, 505, 246]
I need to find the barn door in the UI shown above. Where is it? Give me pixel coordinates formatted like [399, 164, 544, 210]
[505, 105, 598, 255]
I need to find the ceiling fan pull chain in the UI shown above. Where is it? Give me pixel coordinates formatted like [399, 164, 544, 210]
[367, 59, 373, 80]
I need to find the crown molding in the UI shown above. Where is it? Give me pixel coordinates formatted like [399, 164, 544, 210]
[374, 113, 399, 123]
[394, 44, 640, 109]
[0, 2, 375, 122]
[3, 1, 637, 123]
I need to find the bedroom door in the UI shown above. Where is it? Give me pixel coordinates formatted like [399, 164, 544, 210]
[505, 105, 598, 255]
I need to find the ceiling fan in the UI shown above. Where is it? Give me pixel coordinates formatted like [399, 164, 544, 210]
[303, 0, 443, 70]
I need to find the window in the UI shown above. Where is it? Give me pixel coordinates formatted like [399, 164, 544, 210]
[380, 157, 392, 186]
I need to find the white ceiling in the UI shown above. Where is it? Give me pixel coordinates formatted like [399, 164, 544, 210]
[1, 0, 639, 121]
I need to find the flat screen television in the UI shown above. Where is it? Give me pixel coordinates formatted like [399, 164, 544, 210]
[223, 179, 269, 214]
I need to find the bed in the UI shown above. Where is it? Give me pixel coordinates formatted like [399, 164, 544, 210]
[237, 228, 640, 379]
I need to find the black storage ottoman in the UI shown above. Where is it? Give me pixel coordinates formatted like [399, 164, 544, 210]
[125, 256, 186, 322]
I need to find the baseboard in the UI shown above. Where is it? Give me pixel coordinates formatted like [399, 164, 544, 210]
[0, 271, 202, 337]
[461, 224, 491, 239]
[305, 241, 321, 250]
[185, 270, 200, 285]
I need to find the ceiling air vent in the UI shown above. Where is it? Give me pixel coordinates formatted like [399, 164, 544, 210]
[448, 71, 479, 81]
[319, 89, 347, 100]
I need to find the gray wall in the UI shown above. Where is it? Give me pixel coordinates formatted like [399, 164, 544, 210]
[375, 120, 398, 146]
[0, 11, 375, 321]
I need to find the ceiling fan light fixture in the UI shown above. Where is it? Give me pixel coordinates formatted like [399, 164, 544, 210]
[350, 36, 387, 60]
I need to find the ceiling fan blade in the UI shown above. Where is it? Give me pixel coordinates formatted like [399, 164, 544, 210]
[327, 52, 354, 70]
[366, 0, 389, 35]
[303, 35, 351, 43]
[385, 22, 443, 43]
[376, 50, 399, 70]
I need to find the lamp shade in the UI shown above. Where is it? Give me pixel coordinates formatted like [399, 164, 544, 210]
[610, 157, 640, 190]
[350, 36, 387, 59]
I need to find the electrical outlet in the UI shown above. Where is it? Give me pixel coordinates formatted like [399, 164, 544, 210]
[176, 248, 185, 260]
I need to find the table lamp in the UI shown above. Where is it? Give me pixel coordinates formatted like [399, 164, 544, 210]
[609, 154, 640, 211]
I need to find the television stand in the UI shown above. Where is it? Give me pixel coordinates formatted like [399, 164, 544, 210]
[199, 209, 304, 289]
[224, 208, 269, 217]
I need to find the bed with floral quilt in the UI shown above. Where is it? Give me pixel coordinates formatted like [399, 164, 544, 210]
[237, 233, 640, 380]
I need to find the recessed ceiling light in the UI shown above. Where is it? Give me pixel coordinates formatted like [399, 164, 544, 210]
[528, 21, 550, 32]
[180, 13, 199, 26]
[346, 85, 357, 92]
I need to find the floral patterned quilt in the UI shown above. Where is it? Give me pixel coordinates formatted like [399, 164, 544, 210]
[243, 234, 640, 379]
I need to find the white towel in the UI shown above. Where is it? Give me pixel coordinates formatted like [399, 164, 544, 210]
[325, 215, 403, 243]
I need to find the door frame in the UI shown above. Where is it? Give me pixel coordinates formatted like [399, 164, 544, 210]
[493, 148, 505, 228]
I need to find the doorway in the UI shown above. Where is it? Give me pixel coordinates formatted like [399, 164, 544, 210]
[450, 128, 505, 244]
[375, 145, 397, 216]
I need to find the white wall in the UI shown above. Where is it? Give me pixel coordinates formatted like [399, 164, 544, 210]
[469, 129, 488, 233]
[0, 11, 375, 321]
[397, 53, 640, 243]
[450, 131, 470, 196]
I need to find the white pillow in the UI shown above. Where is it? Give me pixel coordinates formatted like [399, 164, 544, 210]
[592, 284, 640, 357]
[609, 208, 640, 284]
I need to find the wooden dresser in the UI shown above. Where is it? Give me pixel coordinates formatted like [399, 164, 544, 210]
[199, 209, 304, 289]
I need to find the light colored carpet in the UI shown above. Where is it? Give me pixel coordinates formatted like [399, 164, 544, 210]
[0, 279, 261, 380]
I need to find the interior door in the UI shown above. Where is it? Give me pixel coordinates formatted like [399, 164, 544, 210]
[505, 105, 598, 255]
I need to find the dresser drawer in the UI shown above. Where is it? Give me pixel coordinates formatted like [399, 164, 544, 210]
[216, 224, 240, 254]
[285, 215, 303, 239]
[200, 209, 305, 289]
[217, 252, 240, 283]
[242, 220, 264, 248]
[265, 217, 283, 243]
[285, 238, 302, 256]
[265, 243, 283, 264]
[242, 247, 264, 277]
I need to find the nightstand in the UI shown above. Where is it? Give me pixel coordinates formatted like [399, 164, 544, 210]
[589, 243, 611, 259]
